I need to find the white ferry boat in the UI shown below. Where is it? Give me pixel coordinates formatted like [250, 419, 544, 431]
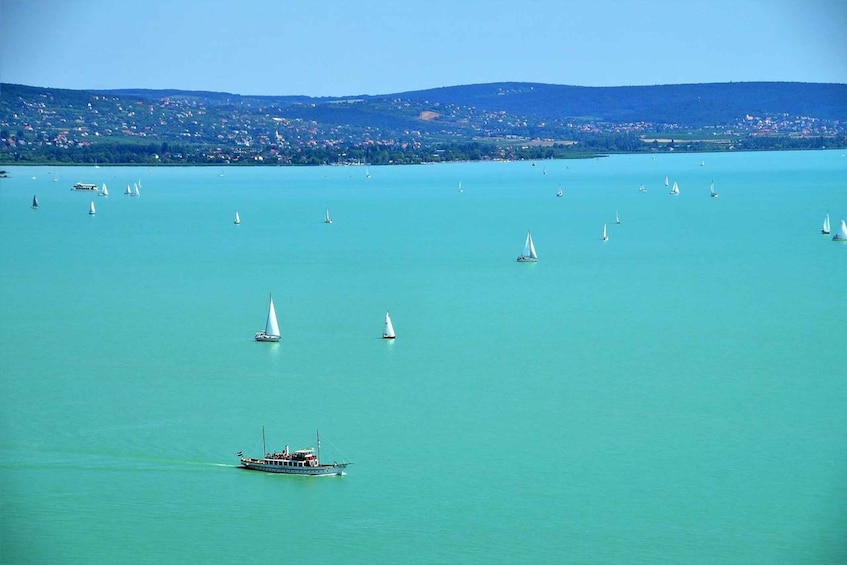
[238, 430, 350, 476]
[72, 182, 99, 191]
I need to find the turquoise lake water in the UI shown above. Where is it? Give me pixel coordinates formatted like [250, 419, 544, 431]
[1, 151, 846, 563]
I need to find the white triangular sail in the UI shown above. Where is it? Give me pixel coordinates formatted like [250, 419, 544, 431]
[234, 211, 241, 225]
[125, 184, 132, 195]
[615, 210, 620, 224]
[132, 183, 140, 196]
[709, 181, 718, 198]
[88, 200, 96, 215]
[835, 219, 847, 241]
[325, 208, 332, 223]
[32, 195, 39, 209]
[265, 295, 281, 337]
[822, 213, 831, 234]
[602, 223, 608, 241]
[671, 181, 679, 195]
[665, 176, 669, 188]
[383, 311, 396, 339]
[100, 183, 109, 197]
[518, 231, 538, 261]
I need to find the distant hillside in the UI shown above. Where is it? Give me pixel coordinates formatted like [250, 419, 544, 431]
[11, 80, 846, 127]
[395, 82, 847, 125]
[2, 81, 846, 166]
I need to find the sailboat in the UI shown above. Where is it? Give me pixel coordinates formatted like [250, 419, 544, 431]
[234, 211, 241, 225]
[365, 168, 371, 179]
[700, 160, 705, 167]
[131, 183, 140, 197]
[125, 184, 132, 195]
[458, 181, 463, 193]
[822, 213, 831, 235]
[556, 187, 563, 198]
[324, 208, 332, 224]
[255, 294, 281, 342]
[639, 184, 647, 193]
[833, 219, 847, 242]
[32, 195, 39, 209]
[88, 200, 96, 215]
[99, 183, 109, 197]
[670, 181, 680, 195]
[516, 231, 538, 262]
[382, 311, 396, 339]
[542, 166, 547, 175]
[709, 181, 718, 198]
[615, 211, 621, 225]
[602, 224, 608, 241]
[665, 176, 669, 189]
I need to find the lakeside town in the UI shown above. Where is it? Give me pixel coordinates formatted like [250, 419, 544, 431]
[2, 82, 845, 165]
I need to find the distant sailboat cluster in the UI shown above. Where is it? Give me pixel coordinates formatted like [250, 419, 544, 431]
[125, 182, 141, 196]
[255, 294, 398, 342]
[820, 213, 846, 241]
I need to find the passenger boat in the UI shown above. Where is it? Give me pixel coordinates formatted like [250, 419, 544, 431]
[238, 429, 350, 476]
[72, 182, 99, 191]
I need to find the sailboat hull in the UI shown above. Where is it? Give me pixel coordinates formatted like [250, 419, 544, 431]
[254, 332, 280, 342]
[516, 256, 538, 262]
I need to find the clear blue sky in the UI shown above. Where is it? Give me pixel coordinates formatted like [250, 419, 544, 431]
[1, 0, 845, 96]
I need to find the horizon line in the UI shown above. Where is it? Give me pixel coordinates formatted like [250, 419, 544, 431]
[3, 79, 846, 99]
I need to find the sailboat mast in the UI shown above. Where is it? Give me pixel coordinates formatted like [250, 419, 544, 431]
[316, 429, 321, 464]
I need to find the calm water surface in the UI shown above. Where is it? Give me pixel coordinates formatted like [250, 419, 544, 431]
[1, 151, 846, 563]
